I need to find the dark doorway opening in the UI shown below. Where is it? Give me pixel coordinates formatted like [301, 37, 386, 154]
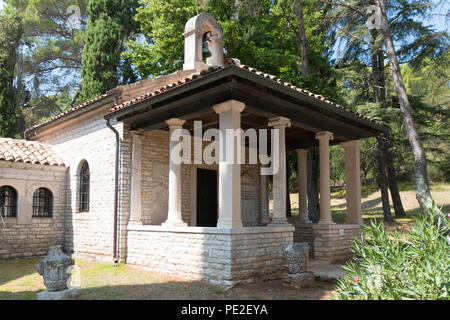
[196, 168, 218, 227]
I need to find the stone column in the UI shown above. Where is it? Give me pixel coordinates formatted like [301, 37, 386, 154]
[296, 149, 310, 223]
[315, 131, 334, 225]
[213, 100, 245, 228]
[129, 132, 143, 225]
[182, 28, 204, 71]
[268, 116, 291, 226]
[162, 118, 187, 227]
[259, 173, 270, 225]
[341, 140, 363, 224]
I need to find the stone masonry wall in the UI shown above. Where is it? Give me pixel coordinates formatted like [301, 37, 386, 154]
[35, 106, 129, 262]
[293, 222, 314, 258]
[312, 224, 362, 262]
[126, 226, 294, 285]
[0, 162, 66, 259]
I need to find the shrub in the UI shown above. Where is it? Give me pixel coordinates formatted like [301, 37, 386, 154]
[333, 204, 449, 300]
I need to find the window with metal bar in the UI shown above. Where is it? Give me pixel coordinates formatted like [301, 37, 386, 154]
[32, 188, 53, 218]
[0, 186, 18, 217]
[79, 161, 90, 212]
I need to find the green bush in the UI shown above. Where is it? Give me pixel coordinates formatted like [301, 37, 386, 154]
[333, 205, 449, 300]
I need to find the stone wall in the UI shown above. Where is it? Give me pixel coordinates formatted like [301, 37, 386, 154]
[312, 224, 362, 262]
[293, 222, 314, 257]
[34, 105, 131, 262]
[126, 225, 294, 285]
[0, 162, 66, 259]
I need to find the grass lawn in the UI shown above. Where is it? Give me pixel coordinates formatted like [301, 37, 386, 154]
[273, 183, 450, 230]
[1, 183, 448, 300]
[0, 257, 335, 300]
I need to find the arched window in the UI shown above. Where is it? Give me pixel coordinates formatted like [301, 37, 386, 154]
[0, 186, 18, 217]
[79, 161, 90, 212]
[32, 188, 53, 218]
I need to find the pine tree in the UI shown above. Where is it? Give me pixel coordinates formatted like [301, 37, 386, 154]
[323, 0, 448, 217]
[80, 0, 139, 101]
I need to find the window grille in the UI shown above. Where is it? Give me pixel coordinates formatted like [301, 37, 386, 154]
[0, 186, 17, 217]
[32, 188, 53, 218]
[79, 161, 90, 212]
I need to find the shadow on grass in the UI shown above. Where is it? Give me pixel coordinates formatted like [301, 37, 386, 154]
[0, 257, 336, 300]
[0, 257, 41, 287]
[0, 279, 336, 300]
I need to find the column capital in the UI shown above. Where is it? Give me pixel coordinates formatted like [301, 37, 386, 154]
[340, 139, 362, 149]
[213, 99, 245, 114]
[166, 118, 186, 129]
[315, 131, 334, 141]
[295, 149, 308, 156]
[268, 116, 291, 128]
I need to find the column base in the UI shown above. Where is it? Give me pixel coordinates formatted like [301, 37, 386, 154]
[296, 218, 312, 225]
[217, 220, 243, 228]
[269, 221, 291, 227]
[317, 219, 335, 225]
[162, 220, 188, 227]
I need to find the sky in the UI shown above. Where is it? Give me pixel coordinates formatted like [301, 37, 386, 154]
[0, 0, 448, 65]
[0, 0, 448, 30]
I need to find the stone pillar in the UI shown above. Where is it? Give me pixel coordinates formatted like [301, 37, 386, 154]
[183, 28, 205, 71]
[296, 149, 310, 223]
[341, 140, 363, 224]
[129, 132, 143, 225]
[268, 116, 291, 226]
[162, 118, 187, 227]
[315, 131, 334, 225]
[259, 173, 270, 225]
[213, 100, 245, 228]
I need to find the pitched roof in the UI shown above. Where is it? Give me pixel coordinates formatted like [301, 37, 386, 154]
[24, 92, 115, 135]
[24, 58, 384, 137]
[107, 58, 384, 127]
[0, 138, 65, 167]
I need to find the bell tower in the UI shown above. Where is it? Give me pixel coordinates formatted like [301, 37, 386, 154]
[183, 13, 224, 71]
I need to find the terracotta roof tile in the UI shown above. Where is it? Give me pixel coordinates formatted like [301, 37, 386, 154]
[106, 59, 384, 127]
[0, 138, 65, 167]
[25, 92, 114, 134]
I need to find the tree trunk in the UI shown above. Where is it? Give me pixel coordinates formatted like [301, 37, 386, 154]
[294, 0, 308, 75]
[371, 34, 406, 217]
[376, 0, 439, 216]
[286, 150, 292, 217]
[377, 135, 393, 222]
[383, 134, 406, 216]
[307, 149, 320, 223]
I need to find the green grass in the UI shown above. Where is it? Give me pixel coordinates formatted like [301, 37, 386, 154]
[0, 257, 335, 300]
[281, 183, 450, 226]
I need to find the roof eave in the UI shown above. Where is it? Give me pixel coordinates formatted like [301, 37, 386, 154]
[105, 65, 389, 134]
[24, 94, 117, 139]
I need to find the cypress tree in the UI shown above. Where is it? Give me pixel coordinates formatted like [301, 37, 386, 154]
[0, 10, 23, 138]
[81, 0, 138, 101]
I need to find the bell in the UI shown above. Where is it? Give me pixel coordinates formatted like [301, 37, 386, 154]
[202, 32, 212, 60]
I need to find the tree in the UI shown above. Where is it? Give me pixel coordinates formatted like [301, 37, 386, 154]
[3, 0, 89, 133]
[376, 0, 444, 217]
[0, 8, 23, 138]
[80, 0, 139, 101]
[322, 0, 448, 217]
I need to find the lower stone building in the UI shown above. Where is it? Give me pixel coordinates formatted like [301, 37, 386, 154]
[0, 13, 388, 284]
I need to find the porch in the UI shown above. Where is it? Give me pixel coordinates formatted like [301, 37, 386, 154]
[105, 60, 387, 283]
